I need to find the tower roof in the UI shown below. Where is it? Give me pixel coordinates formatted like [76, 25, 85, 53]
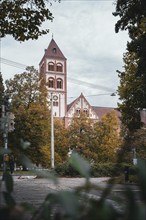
[44, 38, 66, 60]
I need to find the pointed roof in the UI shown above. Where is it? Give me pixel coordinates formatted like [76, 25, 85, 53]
[44, 38, 66, 60]
[67, 93, 98, 117]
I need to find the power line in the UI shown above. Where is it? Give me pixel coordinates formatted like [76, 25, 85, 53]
[61, 0, 113, 1]
[1, 57, 116, 92]
[1, 57, 26, 70]
[68, 78, 114, 92]
[67, 92, 116, 100]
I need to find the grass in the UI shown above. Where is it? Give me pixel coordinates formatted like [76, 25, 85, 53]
[0, 170, 37, 176]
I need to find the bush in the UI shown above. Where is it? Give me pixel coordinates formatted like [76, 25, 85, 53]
[55, 161, 138, 178]
[91, 163, 119, 177]
[55, 161, 80, 177]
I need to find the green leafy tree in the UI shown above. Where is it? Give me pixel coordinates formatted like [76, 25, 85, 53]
[54, 119, 69, 164]
[5, 67, 51, 166]
[39, 118, 69, 167]
[68, 112, 98, 162]
[113, 0, 146, 132]
[0, 72, 5, 107]
[117, 52, 143, 132]
[0, 72, 5, 149]
[133, 129, 146, 160]
[0, 0, 61, 41]
[10, 103, 51, 166]
[5, 66, 44, 109]
[94, 110, 121, 163]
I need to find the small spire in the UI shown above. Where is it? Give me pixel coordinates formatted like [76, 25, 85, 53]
[52, 33, 54, 39]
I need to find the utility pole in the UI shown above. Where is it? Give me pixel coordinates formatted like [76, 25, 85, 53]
[0, 95, 15, 179]
[50, 92, 54, 168]
[1, 104, 8, 149]
[1, 99, 9, 179]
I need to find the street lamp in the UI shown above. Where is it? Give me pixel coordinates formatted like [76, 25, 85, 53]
[0, 95, 15, 179]
[50, 93, 54, 169]
[1, 95, 11, 149]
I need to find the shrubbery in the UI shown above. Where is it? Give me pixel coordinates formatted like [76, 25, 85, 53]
[55, 161, 138, 178]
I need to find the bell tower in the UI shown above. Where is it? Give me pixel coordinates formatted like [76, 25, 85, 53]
[39, 38, 67, 118]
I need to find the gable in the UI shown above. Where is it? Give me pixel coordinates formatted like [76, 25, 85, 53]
[66, 93, 99, 120]
[45, 39, 66, 60]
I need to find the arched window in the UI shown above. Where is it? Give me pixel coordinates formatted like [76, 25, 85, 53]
[48, 62, 54, 71]
[76, 109, 80, 116]
[53, 101, 58, 107]
[47, 77, 55, 88]
[83, 109, 89, 116]
[56, 63, 63, 72]
[57, 78, 63, 89]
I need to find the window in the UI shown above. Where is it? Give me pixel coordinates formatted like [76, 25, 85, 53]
[52, 48, 57, 54]
[56, 63, 63, 72]
[57, 78, 63, 89]
[47, 77, 54, 88]
[53, 102, 58, 106]
[76, 109, 80, 115]
[83, 109, 89, 116]
[48, 62, 54, 71]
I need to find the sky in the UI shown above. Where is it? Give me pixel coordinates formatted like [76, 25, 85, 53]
[0, 0, 129, 108]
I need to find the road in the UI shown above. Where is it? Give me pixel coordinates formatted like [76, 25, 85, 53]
[0, 176, 140, 212]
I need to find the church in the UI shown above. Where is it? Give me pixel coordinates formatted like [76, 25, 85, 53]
[39, 38, 145, 128]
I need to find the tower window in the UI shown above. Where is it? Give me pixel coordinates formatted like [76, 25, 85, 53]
[48, 62, 54, 71]
[57, 78, 63, 89]
[52, 48, 57, 54]
[53, 102, 58, 107]
[56, 63, 63, 72]
[47, 77, 55, 88]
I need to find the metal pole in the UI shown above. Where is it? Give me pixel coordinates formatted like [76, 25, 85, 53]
[2, 104, 8, 179]
[50, 93, 54, 168]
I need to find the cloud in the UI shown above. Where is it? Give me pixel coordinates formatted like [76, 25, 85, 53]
[1, 1, 129, 107]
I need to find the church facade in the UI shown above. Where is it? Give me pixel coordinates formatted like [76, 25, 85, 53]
[39, 38, 145, 128]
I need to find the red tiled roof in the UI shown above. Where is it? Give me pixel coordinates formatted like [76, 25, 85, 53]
[92, 106, 121, 120]
[45, 39, 66, 59]
[39, 39, 66, 65]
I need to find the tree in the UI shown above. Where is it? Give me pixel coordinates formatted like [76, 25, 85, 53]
[132, 128, 146, 160]
[68, 112, 97, 162]
[117, 52, 143, 132]
[5, 67, 51, 166]
[54, 119, 69, 164]
[10, 102, 51, 166]
[94, 110, 121, 163]
[5, 66, 44, 109]
[0, 72, 5, 149]
[113, 0, 146, 132]
[0, 72, 5, 107]
[67, 111, 121, 163]
[0, 0, 60, 41]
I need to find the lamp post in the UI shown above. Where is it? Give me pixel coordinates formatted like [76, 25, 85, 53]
[50, 92, 54, 169]
[1, 95, 10, 179]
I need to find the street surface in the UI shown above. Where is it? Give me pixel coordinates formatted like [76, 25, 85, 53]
[0, 176, 140, 212]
